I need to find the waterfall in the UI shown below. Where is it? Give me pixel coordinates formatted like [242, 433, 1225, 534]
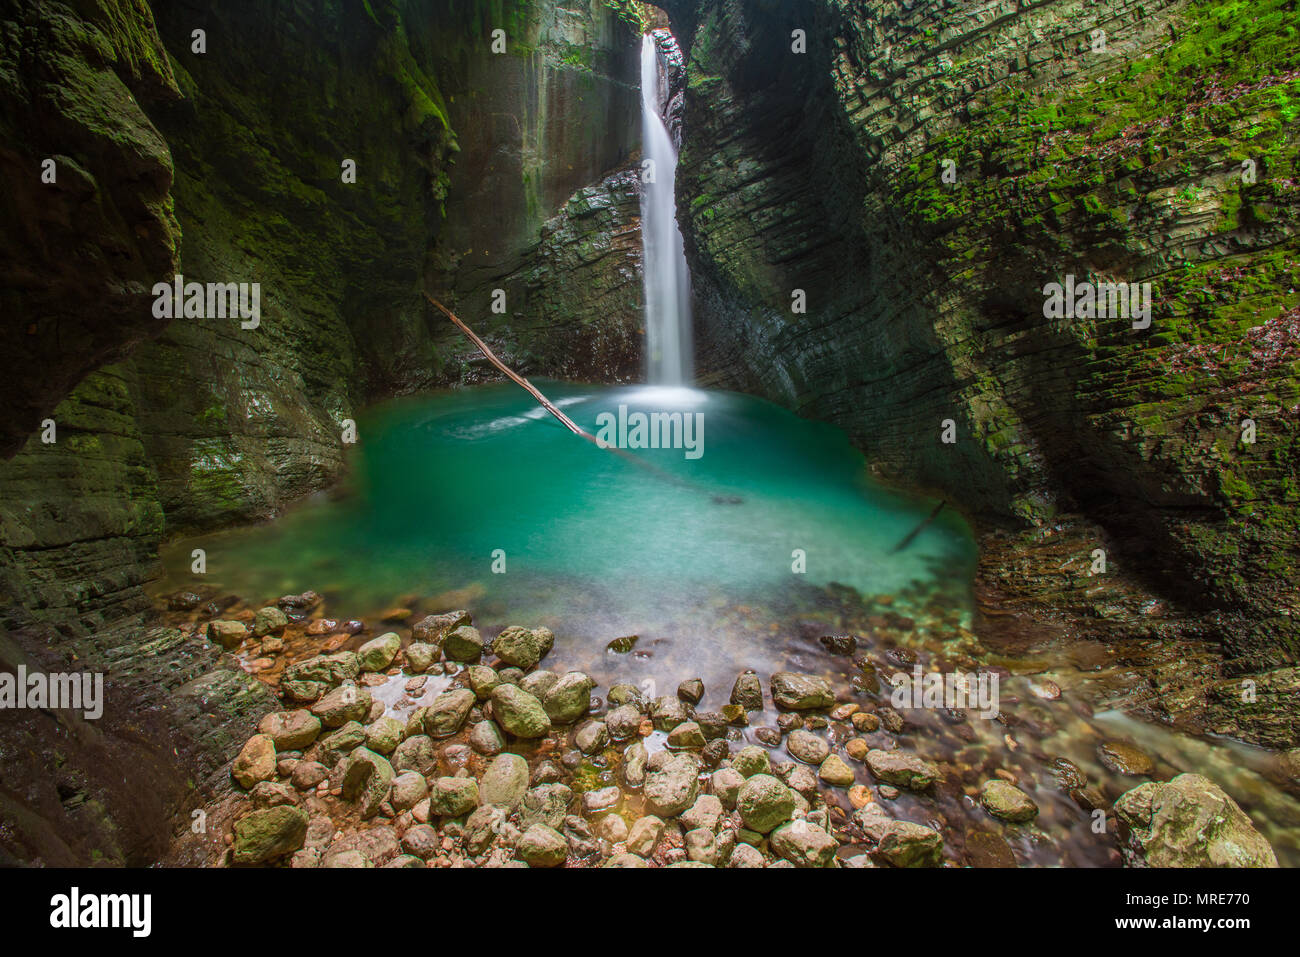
[640, 33, 694, 386]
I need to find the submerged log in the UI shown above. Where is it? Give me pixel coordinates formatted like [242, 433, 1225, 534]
[890, 501, 946, 554]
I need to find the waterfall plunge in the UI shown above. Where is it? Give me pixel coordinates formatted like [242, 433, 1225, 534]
[640, 34, 693, 386]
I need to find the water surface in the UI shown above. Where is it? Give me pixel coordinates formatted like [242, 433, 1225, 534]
[162, 380, 976, 691]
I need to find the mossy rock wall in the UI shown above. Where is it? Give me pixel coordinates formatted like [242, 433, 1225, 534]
[0, 0, 181, 457]
[429, 0, 645, 380]
[0, 0, 643, 633]
[667, 0, 1300, 682]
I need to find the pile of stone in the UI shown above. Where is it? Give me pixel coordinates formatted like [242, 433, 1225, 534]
[220, 607, 1277, 869]
[222, 609, 967, 867]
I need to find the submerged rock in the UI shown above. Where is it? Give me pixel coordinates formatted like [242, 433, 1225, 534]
[787, 729, 830, 765]
[851, 712, 880, 733]
[606, 634, 639, 655]
[818, 754, 856, 787]
[278, 591, 320, 613]
[819, 634, 858, 656]
[1114, 773, 1278, 868]
[1098, 739, 1155, 776]
[980, 780, 1039, 823]
[168, 591, 202, 612]
[865, 749, 939, 790]
[771, 672, 834, 710]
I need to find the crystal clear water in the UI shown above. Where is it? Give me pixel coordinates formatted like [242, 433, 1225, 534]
[640, 35, 693, 385]
[160, 381, 976, 690]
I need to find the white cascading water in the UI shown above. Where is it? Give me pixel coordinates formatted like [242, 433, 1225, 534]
[640, 33, 694, 386]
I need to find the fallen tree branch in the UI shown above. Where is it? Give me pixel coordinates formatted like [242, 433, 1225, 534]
[427, 295, 596, 442]
[426, 293, 742, 503]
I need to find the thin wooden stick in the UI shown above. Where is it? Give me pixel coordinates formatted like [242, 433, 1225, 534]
[890, 500, 946, 554]
[427, 295, 596, 442]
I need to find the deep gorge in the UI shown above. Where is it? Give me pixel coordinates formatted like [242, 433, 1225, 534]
[0, 0, 1297, 873]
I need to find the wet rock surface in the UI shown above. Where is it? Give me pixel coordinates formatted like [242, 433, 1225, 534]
[1114, 773, 1278, 868]
[190, 599, 1287, 869]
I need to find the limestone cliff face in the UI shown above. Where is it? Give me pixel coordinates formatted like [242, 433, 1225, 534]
[665, 0, 1300, 745]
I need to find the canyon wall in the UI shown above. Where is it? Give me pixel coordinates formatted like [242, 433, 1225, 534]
[0, 0, 643, 862]
[662, 0, 1300, 746]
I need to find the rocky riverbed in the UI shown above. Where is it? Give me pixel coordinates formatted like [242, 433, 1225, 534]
[164, 595, 1286, 869]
